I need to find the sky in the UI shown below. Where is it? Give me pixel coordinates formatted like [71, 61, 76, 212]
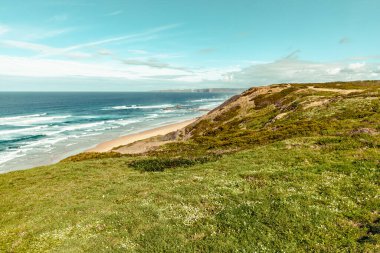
[0, 0, 379, 91]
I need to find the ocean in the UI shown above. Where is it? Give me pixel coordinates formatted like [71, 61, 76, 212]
[0, 92, 233, 173]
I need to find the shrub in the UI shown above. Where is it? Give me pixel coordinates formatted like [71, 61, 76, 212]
[129, 155, 220, 172]
[252, 87, 299, 109]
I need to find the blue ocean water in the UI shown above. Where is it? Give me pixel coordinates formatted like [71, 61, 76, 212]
[0, 92, 233, 173]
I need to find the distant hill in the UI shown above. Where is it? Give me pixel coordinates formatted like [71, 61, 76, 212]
[156, 88, 245, 93]
[1, 80, 379, 252]
[172, 80, 380, 145]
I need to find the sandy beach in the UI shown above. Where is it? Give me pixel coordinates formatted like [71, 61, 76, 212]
[86, 119, 195, 153]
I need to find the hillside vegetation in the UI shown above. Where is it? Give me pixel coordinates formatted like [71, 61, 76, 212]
[1, 81, 379, 252]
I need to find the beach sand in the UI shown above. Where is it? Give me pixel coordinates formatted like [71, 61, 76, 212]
[86, 119, 195, 153]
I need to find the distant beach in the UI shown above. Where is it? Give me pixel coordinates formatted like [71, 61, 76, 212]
[87, 119, 195, 153]
[0, 92, 234, 173]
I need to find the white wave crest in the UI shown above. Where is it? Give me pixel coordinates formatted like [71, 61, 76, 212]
[0, 149, 27, 165]
[189, 98, 225, 103]
[0, 114, 71, 126]
[60, 122, 105, 132]
[102, 104, 174, 110]
[0, 125, 49, 137]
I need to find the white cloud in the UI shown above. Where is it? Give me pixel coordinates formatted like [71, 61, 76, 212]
[327, 67, 341, 75]
[171, 66, 241, 83]
[2, 51, 377, 91]
[97, 49, 113, 56]
[0, 55, 189, 80]
[0, 24, 74, 41]
[348, 62, 365, 70]
[52, 24, 178, 52]
[0, 54, 239, 85]
[0, 40, 54, 54]
[0, 55, 138, 79]
[0, 25, 9, 35]
[128, 49, 148, 55]
[66, 52, 93, 59]
[0, 24, 180, 59]
[348, 55, 380, 61]
[37, 24, 180, 58]
[122, 58, 182, 69]
[2, 19, 377, 88]
[2, 52, 377, 87]
[228, 58, 380, 85]
[25, 28, 74, 40]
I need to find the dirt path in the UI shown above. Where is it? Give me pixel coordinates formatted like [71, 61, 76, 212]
[308, 87, 362, 94]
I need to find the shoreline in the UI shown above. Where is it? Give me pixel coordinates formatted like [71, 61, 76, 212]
[0, 118, 197, 174]
[86, 119, 196, 153]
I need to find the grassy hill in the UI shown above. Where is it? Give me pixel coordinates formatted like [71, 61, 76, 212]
[1, 81, 379, 252]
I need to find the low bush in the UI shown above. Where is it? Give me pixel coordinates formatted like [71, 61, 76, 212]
[129, 155, 220, 172]
[252, 87, 299, 109]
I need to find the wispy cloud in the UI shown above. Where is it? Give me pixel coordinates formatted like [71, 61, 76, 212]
[121, 58, 188, 71]
[0, 25, 9, 35]
[65, 52, 93, 59]
[49, 14, 69, 22]
[347, 55, 380, 61]
[0, 40, 90, 59]
[0, 55, 139, 79]
[25, 28, 75, 41]
[128, 49, 148, 55]
[37, 24, 181, 58]
[97, 49, 113, 56]
[0, 24, 180, 59]
[0, 54, 237, 84]
[0, 24, 75, 41]
[105, 10, 123, 16]
[1, 38, 378, 86]
[0, 40, 54, 53]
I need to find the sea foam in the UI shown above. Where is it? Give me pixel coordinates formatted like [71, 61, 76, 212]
[0, 92, 233, 172]
[103, 104, 174, 110]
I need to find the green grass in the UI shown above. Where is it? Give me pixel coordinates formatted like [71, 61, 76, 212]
[0, 81, 379, 252]
[1, 138, 379, 252]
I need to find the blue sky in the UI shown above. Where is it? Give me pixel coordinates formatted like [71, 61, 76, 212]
[0, 0, 379, 91]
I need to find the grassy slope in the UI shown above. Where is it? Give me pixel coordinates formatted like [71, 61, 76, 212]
[1, 81, 380, 252]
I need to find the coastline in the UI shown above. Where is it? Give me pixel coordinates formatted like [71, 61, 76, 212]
[0, 91, 230, 173]
[86, 119, 196, 153]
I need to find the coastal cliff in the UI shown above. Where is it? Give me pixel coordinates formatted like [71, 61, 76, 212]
[1, 81, 379, 252]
